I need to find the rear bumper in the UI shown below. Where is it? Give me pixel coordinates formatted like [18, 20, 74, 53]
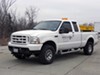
[8, 42, 43, 51]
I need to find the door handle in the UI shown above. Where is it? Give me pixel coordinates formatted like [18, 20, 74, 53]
[69, 36, 72, 39]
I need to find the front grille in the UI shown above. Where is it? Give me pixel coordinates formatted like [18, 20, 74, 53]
[12, 35, 28, 44]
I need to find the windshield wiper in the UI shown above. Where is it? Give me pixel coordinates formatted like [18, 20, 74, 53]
[33, 28, 51, 31]
[39, 28, 48, 30]
[39, 28, 52, 31]
[33, 28, 38, 30]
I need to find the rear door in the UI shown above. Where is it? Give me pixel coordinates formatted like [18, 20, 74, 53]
[71, 22, 81, 48]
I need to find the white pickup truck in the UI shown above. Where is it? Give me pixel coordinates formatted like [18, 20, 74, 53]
[8, 18, 99, 64]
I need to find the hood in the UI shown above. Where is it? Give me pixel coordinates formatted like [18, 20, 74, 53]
[12, 30, 54, 36]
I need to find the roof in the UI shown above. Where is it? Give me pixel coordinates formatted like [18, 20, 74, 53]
[42, 18, 76, 22]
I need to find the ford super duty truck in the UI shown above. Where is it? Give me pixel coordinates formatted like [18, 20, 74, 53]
[8, 18, 99, 64]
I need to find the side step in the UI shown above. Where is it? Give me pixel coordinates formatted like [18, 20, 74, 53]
[60, 48, 81, 55]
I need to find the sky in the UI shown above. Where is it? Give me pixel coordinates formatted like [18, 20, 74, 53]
[11, 0, 100, 24]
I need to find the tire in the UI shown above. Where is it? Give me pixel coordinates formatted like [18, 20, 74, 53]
[38, 44, 55, 64]
[83, 42, 94, 55]
[13, 53, 30, 59]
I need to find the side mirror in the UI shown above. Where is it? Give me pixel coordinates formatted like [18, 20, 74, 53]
[59, 28, 64, 34]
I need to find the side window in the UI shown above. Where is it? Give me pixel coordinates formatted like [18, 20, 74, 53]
[72, 22, 79, 32]
[60, 22, 72, 33]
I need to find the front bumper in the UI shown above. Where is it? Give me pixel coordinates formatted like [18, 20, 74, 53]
[8, 42, 43, 51]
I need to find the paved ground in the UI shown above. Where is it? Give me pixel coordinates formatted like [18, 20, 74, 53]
[0, 42, 100, 75]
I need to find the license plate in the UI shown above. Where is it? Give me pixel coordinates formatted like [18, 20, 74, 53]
[13, 48, 18, 53]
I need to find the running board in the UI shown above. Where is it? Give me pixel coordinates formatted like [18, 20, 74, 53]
[60, 49, 81, 55]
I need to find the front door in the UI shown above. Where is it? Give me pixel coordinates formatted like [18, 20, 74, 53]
[58, 22, 74, 50]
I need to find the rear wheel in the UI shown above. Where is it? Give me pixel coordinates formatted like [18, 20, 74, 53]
[38, 44, 55, 64]
[83, 42, 94, 55]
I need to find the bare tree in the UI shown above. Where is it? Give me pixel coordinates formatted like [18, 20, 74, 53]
[25, 7, 37, 29]
[0, 0, 38, 45]
[0, 0, 16, 38]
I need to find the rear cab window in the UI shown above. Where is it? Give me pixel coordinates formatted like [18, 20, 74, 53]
[72, 22, 79, 32]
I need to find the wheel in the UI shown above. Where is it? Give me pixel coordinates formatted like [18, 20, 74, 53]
[13, 53, 30, 59]
[38, 44, 55, 64]
[83, 42, 94, 55]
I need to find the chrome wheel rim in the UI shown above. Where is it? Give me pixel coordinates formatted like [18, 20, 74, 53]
[45, 49, 53, 61]
[88, 45, 92, 53]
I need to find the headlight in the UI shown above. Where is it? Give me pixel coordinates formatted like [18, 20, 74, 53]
[30, 36, 40, 44]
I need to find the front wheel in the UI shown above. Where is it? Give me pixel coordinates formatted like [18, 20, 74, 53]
[38, 45, 55, 64]
[83, 42, 94, 55]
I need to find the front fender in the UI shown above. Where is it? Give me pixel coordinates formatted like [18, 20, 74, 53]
[40, 36, 58, 53]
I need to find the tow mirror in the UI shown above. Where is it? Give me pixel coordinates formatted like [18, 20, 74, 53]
[59, 28, 64, 34]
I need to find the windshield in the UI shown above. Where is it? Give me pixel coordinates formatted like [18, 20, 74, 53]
[33, 21, 61, 31]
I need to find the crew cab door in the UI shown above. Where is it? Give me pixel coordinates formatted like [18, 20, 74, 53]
[58, 21, 74, 50]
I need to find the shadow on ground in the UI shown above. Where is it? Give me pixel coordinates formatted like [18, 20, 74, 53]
[9, 51, 86, 65]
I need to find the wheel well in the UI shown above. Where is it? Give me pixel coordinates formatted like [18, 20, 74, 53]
[87, 38, 94, 44]
[42, 41, 56, 52]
